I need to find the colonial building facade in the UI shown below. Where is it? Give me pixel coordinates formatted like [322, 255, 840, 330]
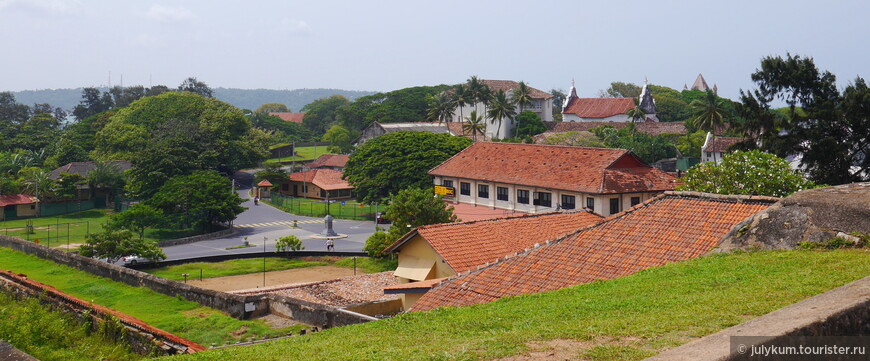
[428, 143, 677, 217]
[451, 80, 553, 139]
[562, 80, 658, 122]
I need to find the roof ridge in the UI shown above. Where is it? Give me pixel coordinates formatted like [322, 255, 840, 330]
[662, 191, 780, 204]
[418, 208, 600, 231]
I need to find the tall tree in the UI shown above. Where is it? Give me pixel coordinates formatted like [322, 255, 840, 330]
[322, 124, 354, 153]
[146, 170, 245, 232]
[426, 91, 455, 124]
[626, 105, 646, 125]
[72, 87, 114, 121]
[451, 84, 471, 123]
[256, 103, 290, 114]
[79, 229, 166, 264]
[689, 89, 730, 133]
[549, 88, 566, 117]
[511, 81, 533, 137]
[463, 110, 486, 142]
[467, 76, 491, 115]
[599, 82, 642, 98]
[487, 90, 517, 139]
[87, 161, 125, 204]
[177, 77, 214, 98]
[301, 95, 350, 135]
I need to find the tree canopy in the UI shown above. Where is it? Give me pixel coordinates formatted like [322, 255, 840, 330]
[592, 125, 677, 164]
[677, 150, 817, 197]
[79, 229, 166, 264]
[146, 170, 246, 232]
[343, 131, 472, 203]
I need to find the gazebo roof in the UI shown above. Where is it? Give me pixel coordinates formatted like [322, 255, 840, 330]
[257, 179, 273, 187]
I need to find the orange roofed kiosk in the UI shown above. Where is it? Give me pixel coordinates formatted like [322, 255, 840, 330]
[280, 169, 353, 200]
[428, 142, 677, 217]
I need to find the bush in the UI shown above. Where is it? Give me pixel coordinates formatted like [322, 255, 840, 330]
[363, 231, 397, 258]
[275, 235, 304, 252]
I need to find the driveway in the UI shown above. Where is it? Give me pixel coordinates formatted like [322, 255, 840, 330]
[161, 187, 377, 260]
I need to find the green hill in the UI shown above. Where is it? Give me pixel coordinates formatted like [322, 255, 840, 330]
[172, 249, 870, 360]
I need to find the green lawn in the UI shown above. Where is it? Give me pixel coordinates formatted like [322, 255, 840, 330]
[267, 196, 380, 221]
[173, 250, 870, 361]
[0, 247, 305, 346]
[144, 257, 396, 281]
[0, 209, 197, 249]
[0, 291, 142, 361]
[268, 145, 334, 163]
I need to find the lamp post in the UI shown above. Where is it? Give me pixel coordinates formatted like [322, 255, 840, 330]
[263, 236, 267, 287]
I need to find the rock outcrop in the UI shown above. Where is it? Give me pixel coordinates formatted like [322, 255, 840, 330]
[715, 182, 870, 251]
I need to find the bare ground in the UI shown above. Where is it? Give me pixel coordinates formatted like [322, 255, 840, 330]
[184, 266, 357, 292]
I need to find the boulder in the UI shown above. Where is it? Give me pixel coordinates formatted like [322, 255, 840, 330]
[715, 182, 870, 251]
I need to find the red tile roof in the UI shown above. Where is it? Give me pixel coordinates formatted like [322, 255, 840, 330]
[428, 142, 677, 194]
[269, 112, 305, 123]
[386, 210, 604, 274]
[0, 194, 37, 207]
[257, 179, 273, 187]
[411, 192, 778, 311]
[447, 201, 526, 222]
[479, 80, 553, 100]
[563, 98, 635, 118]
[287, 169, 353, 191]
[704, 136, 743, 153]
[305, 154, 349, 169]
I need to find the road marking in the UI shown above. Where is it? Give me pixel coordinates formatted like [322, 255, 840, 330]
[234, 220, 323, 228]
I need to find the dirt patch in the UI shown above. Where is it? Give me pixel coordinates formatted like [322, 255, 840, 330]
[230, 325, 249, 339]
[500, 339, 593, 361]
[256, 314, 304, 329]
[54, 243, 82, 250]
[184, 266, 357, 292]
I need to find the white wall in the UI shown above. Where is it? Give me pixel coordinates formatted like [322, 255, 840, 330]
[562, 113, 631, 123]
[453, 98, 553, 139]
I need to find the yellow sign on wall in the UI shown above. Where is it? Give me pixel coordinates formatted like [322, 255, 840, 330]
[434, 185, 455, 197]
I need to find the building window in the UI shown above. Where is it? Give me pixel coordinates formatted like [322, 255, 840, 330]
[478, 184, 489, 198]
[586, 197, 595, 211]
[517, 189, 529, 204]
[706, 152, 712, 158]
[533, 192, 552, 207]
[561, 195, 575, 210]
[609, 198, 620, 214]
[460, 182, 470, 196]
[631, 196, 641, 206]
[442, 180, 453, 188]
[496, 187, 509, 201]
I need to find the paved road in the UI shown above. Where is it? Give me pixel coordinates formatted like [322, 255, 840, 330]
[161, 187, 378, 260]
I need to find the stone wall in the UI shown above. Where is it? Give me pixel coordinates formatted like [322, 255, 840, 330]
[0, 270, 205, 356]
[157, 228, 234, 247]
[268, 294, 376, 328]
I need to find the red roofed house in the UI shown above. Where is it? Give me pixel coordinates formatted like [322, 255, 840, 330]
[269, 112, 305, 123]
[255, 179, 273, 199]
[428, 142, 677, 217]
[562, 80, 658, 122]
[304, 154, 349, 170]
[382, 210, 604, 310]
[452, 80, 554, 139]
[702, 133, 744, 163]
[1, 194, 39, 220]
[411, 192, 778, 312]
[280, 169, 353, 200]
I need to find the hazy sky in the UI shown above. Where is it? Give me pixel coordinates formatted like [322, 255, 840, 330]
[2, 0, 868, 100]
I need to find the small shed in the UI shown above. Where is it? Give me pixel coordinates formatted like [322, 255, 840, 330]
[1, 194, 39, 220]
[256, 179, 273, 199]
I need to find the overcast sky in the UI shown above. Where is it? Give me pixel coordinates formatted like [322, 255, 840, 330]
[2, 0, 868, 100]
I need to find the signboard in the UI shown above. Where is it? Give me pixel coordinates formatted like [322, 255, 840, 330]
[434, 185, 455, 197]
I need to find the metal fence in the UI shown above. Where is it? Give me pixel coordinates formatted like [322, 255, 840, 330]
[268, 193, 379, 221]
[1, 220, 94, 249]
[38, 199, 100, 217]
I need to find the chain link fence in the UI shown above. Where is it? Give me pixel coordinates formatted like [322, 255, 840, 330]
[268, 193, 379, 221]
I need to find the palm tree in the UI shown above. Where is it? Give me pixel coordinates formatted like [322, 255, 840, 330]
[625, 105, 646, 136]
[87, 161, 125, 206]
[426, 92, 455, 124]
[690, 89, 730, 162]
[20, 168, 53, 215]
[452, 84, 471, 123]
[511, 81, 533, 137]
[463, 110, 486, 142]
[466, 76, 492, 116]
[487, 90, 517, 139]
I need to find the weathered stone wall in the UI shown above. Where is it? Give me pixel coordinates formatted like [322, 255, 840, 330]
[344, 299, 403, 317]
[0, 235, 264, 319]
[268, 294, 375, 328]
[715, 182, 870, 252]
[157, 228, 234, 247]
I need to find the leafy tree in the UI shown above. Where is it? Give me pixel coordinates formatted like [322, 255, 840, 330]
[689, 89, 730, 133]
[462, 110, 486, 142]
[338, 85, 452, 131]
[301, 95, 350, 135]
[177, 77, 214, 98]
[146, 170, 245, 232]
[322, 124, 354, 153]
[44, 134, 89, 170]
[515, 110, 546, 139]
[675, 131, 707, 157]
[511, 81, 533, 137]
[256, 103, 290, 114]
[20, 167, 53, 201]
[146, 85, 171, 97]
[254, 162, 287, 189]
[599, 82, 641, 98]
[363, 230, 395, 258]
[653, 93, 692, 122]
[738, 54, 870, 184]
[592, 125, 677, 164]
[385, 187, 458, 231]
[79, 229, 166, 264]
[487, 90, 517, 139]
[343, 131, 471, 204]
[275, 235, 304, 252]
[248, 112, 314, 142]
[626, 105, 646, 125]
[542, 131, 605, 147]
[109, 204, 165, 239]
[12, 113, 60, 151]
[550, 88, 566, 120]
[55, 172, 85, 200]
[109, 85, 147, 108]
[72, 87, 114, 121]
[86, 161, 125, 203]
[677, 150, 817, 197]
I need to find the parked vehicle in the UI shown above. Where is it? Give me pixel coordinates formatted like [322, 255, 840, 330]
[121, 255, 153, 266]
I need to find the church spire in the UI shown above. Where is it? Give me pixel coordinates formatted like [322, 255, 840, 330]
[639, 79, 657, 120]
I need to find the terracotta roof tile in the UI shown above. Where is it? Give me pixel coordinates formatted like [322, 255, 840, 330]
[563, 98, 635, 118]
[543, 121, 687, 137]
[704, 136, 743, 153]
[411, 192, 777, 311]
[257, 180, 273, 187]
[269, 112, 305, 123]
[287, 169, 353, 191]
[387, 210, 603, 274]
[0, 194, 37, 207]
[305, 154, 349, 169]
[480, 80, 553, 99]
[428, 143, 676, 194]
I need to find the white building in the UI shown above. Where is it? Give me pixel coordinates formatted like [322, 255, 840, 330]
[701, 132, 743, 163]
[562, 80, 658, 122]
[451, 80, 553, 139]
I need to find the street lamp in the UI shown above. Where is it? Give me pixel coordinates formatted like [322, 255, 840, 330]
[263, 236, 267, 287]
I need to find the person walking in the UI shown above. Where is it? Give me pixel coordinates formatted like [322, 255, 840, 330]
[326, 238, 334, 252]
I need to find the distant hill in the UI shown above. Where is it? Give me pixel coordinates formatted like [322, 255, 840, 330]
[10, 87, 377, 112]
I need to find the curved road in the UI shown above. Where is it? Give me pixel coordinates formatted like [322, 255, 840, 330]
[161, 188, 377, 260]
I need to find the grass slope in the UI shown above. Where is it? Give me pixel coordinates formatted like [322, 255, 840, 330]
[0, 248, 304, 346]
[175, 250, 870, 361]
[0, 291, 142, 361]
